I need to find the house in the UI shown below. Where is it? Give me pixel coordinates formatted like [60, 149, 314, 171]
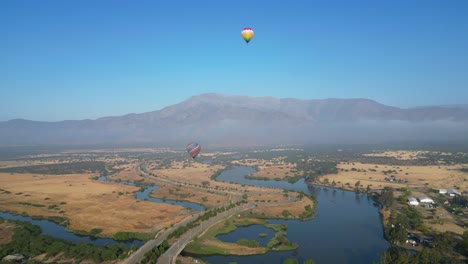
[418, 197, 435, 204]
[408, 197, 419, 206]
[447, 189, 461, 196]
[439, 189, 447, 194]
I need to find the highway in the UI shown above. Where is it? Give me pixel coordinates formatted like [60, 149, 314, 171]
[120, 212, 203, 264]
[120, 163, 298, 264]
[157, 203, 255, 264]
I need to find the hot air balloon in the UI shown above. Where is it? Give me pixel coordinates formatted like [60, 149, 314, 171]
[241, 27, 254, 44]
[186, 142, 201, 159]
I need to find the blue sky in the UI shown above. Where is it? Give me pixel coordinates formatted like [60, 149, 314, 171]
[1, 0, 468, 121]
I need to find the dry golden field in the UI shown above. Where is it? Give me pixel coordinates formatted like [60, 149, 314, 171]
[320, 162, 467, 191]
[363, 150, 456, 160]
[0, 173, 191, 235]
[232, 157, 299, 180]
[247, 196, 315, 219]
[150, 185, 230, 208]
[149, 160, 287, 198]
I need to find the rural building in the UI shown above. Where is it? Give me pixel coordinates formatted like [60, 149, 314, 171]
[439, 189, 447, 194]
[2, 254, 25, 262]
[447, 189, 461, 196]
[418, 197, 435, 204]
[407, 197, 419, 206]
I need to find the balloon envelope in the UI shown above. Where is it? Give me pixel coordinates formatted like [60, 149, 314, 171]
[186, 142, 201, 159]
[241, 27, 254, 43]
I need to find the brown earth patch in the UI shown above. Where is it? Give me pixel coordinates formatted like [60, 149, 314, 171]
[202, 238, 265, 255]
[0, 221, 16, 245]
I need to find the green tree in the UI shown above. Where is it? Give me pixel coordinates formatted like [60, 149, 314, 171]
[432, 232, 456, 253]
[379, 187, 394, 208]
[379, 246, 410, 264]
[283, 258, 299, 264]
[461, 230, 468, 253]
[354, 181, 361, 191]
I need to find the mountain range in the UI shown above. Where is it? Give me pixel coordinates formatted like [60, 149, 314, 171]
[1, 93, 467, 146]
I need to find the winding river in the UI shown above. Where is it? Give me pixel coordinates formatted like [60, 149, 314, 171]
[0, 212, 143, 247]
[0, 176, 204, 247]
[0, 166, 389, 262]
[97, 176, 204, 211]
[194, 166, 390, 264]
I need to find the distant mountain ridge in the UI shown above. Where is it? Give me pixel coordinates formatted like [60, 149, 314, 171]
[1, 93, 467, 146]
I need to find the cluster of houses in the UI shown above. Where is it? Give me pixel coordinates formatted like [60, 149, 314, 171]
[406, 188, 463, 207]
[384, 175, 408, 183]
[407, 197, 435, 207]
[406, 232, 433, 247]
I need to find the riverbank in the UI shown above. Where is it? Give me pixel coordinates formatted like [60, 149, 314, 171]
[0, 172, 192, 235]
[183, 216, 297, 256]
[181, 165, 389, 264]
[0, 216, 137, 263]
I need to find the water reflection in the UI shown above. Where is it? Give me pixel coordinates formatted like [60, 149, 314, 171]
[0, 212, 143, 247]
[97, 176, 204, 211]
[195, 166, 390, 264]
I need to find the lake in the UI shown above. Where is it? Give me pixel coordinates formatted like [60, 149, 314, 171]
[195, 166, 390, 264]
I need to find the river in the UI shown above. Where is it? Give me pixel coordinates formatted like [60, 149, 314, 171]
[97, 176, 204, 211]
[194, 166, 390, 264]
[0, 212, 143, 247]
[0, 176, 204, 247]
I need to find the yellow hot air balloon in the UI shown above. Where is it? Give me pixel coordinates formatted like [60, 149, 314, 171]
[241, 27, 254, 44]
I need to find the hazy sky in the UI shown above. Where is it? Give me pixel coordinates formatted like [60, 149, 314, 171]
[1, 0, 468, 121]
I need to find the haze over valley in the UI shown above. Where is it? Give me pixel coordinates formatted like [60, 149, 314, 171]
[1, 93, 467, 147]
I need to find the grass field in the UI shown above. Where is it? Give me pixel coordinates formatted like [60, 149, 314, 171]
[320, 162, 467, 191]
[232, 157, 300, 180]
[0, 172, 191, 235]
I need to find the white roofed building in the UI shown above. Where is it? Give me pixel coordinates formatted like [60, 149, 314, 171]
[418, 197, 435, 204]
[407, 197, 419, 206]
[447, 189, 461, 196]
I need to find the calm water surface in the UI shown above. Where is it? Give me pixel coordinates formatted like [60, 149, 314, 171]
[97, 176, 204, 211]
[217, 225, 275, 247]
[0, 212, 143, 247]
[195, 166, 390, 264]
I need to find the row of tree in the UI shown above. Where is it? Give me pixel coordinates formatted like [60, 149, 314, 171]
[139, 240, 169, 263]
[0, 218, 135, 263]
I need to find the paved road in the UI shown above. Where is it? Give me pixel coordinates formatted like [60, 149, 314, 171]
[157, 203, 255, 264]
[121, 163, 298, 264]
[121, 164, 239, 264]
[158, 196, 299, 264]
[120, 212, 203, 264]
